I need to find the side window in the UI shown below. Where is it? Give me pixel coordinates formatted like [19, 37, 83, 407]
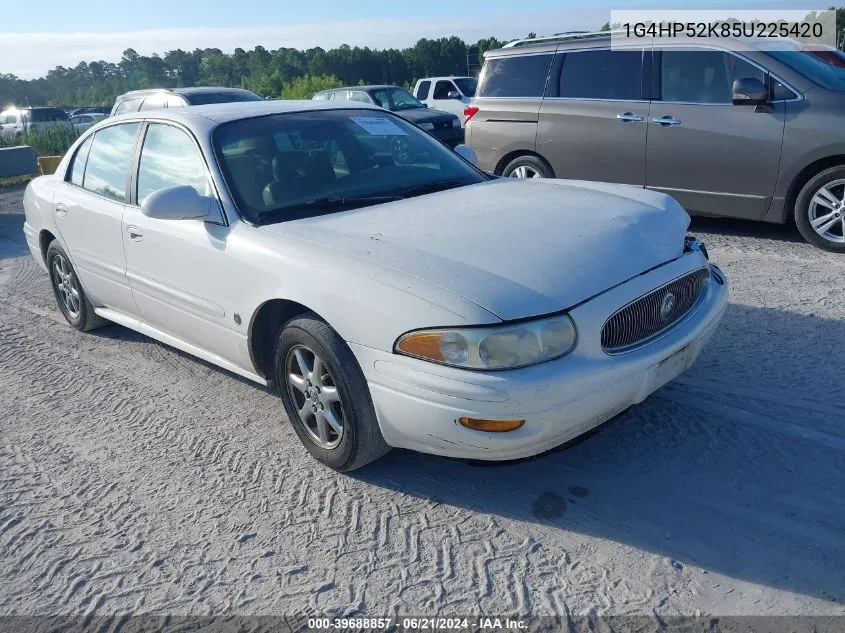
[66, 136, 93, 187]
[349, 91, 372, 104]
[83, 123, 140, 202]
[416, 81, 431, 100]
[557, 49, 643, 100]
[661, 49, 765, 104]
[164, 95, 188, 108]
[433, 80, 457, 99]
[114, 99, 141, 115]
[476, 54, 554, 98]
[137, 123, 209, 203]
[139, 94, 168, 111]
[772, 77, 798, 101]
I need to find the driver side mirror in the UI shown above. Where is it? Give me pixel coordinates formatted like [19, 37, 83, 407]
[141, 185, 217, 221]
[447, 90, 462, 100]
[732, 77, 768, 106]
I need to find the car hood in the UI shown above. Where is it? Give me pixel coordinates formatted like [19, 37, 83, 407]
[394, 107, 456, 124]
[261, 179, 690, 321]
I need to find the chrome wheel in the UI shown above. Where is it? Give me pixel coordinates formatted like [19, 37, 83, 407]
[808, 179, 845, 244]
[285, 344, 345, 449]
[52, 253, 81, 319]
[509, 165, 542, 179]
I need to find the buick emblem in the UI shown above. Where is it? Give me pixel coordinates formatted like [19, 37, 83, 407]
[660, 292, 676, 322]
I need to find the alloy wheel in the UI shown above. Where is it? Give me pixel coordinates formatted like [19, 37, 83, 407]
[285, 344, 345, 449]
[52, 253, 81, 319]
[509, 165, 542, 179]
[808, 179, 845, 244]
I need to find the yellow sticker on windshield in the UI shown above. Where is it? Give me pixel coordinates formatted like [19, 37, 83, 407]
[350, 116, 407, 136]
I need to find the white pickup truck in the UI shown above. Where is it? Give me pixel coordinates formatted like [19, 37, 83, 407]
[412, 76, 477, 126]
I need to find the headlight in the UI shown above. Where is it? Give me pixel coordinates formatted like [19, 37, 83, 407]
[418, 122, 435, 131]
[394, 314, 577, 370]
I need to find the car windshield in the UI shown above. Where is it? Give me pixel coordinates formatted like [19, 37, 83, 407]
[375, 88, 426, 111]
[767, 49, 845, 91]
[214, 108, 485, 225]
[453, 78, 477, 97]
[188, 91, 263, 105]
[26, 108, 68, 122]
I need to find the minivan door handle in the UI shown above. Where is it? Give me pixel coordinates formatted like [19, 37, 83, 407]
[616, 112, 644, 123]
[55, 203, 67, 218]
[653, 115, 682, 127]
[126, 225, 143, 242]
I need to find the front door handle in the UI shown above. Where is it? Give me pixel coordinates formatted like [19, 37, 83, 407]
[126, 225, 143, 242]
[653, 115, 682, 127]
[55, 203, 67, 218]
[616, 112, 644, 123]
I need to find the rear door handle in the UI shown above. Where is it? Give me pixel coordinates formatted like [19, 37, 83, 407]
[653, 116, 682, 127]
[616, 112, 644, 123]
[126, 225, 143, 242]
[55, 203, 67, 218]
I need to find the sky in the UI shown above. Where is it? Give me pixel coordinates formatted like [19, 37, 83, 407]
[2, 0, 825, 78]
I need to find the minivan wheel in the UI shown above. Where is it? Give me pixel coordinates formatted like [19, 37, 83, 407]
[46, 241, 107, 332]
[274, 313, 391, 471]
[502, 155, 553, 179]
[794, 166, 845, 252]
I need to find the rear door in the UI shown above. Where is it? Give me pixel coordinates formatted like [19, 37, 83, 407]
[537, 47, 648, 185]
[467, 51, 555, 173]
[645, 47, 787, 219]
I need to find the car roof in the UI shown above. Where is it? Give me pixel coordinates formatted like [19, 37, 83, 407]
[118, 87, 258, 98]
[106, 99, 382, 126]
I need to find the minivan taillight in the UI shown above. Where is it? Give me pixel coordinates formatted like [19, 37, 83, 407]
[464, 105, 479, 124]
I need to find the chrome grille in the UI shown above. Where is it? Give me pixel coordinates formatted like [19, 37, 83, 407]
[601, 268, 710, 353]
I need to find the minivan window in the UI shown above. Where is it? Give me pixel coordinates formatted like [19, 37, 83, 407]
[416, 80, 431, 100]
[186, 91, 263, 105]
[139, 94, 168, 111]
[82, 123, 139, 202]
[67, 136, 93, 187]
[556, 49, 642, 100]
[453, 78, 477, 97]
[114, 99, 141, 115]
[660, 49, 766, 104]
[767, 49, 845, 92]
[137, 123, 209, 203]
[477, 54, 554, 98]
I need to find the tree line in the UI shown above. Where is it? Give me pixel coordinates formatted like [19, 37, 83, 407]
[0, 36, 508, 108]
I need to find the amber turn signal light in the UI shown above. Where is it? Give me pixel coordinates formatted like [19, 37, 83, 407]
[458, 417, 525, 432]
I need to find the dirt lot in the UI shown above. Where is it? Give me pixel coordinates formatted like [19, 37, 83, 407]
[1, 187, 844, 617]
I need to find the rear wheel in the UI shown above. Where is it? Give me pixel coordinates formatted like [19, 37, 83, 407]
[794, 166, 845, 253]
[46, 241, 107, 332]
[274, 313, 390, 471]
[502, 155, 554, 179]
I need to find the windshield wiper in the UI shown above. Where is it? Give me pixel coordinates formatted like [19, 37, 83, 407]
[303, 195, 403, 209]
[398, 180, 467, 198]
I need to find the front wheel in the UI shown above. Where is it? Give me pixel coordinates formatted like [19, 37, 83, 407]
[794, 166, 845, 253]
[274, 314, 390, 471]
[502, 155, 554, 179]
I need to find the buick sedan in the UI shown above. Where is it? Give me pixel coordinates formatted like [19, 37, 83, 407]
[23, 101, 728, 470]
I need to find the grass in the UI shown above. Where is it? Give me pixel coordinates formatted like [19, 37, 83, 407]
[0, 175, 33, 190]
[0, 126, 80, 157]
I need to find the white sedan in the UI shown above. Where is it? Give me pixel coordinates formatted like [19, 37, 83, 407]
[22, 100, 728, 470]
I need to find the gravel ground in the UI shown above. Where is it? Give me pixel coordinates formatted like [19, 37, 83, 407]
[1, 187, 844, 618]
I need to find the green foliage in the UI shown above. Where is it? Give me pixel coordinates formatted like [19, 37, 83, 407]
[280, 74, 343, 100]
[0, 126, 80, 156]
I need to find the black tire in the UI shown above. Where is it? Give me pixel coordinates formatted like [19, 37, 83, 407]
[274, 313, 390, 471]
[794, 165, 845, 253]
[46, 240, 107, 332]
[501, 154, 554, 179]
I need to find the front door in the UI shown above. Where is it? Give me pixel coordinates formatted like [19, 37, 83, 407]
[52, 123, 140, 317]
[537, 48, 648, 185]
[645, 48, 787, 220]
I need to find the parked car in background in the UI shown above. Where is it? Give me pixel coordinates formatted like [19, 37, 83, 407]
[413, 76, 477, 124]
[110, 87, 263, 116]
[70, 113, 107, 133]
[312, 85, 463, 147]
[465, 32, 845, 252]
[0, 107, 74, 139]
[68, 106, 111, 118]
[22, 99, 726, 470]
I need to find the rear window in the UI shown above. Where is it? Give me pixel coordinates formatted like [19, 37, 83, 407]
[477, 54, 554, 98]
[185, 91, 263, 105]
[556, 49, 643, 100]
[26, 108, 68, 122]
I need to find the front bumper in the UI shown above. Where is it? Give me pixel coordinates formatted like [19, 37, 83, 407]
[350, 254, 728, 460]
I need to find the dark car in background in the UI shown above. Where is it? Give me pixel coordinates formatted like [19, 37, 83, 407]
[312, 85, 464, 147]
[110, 87, 263, 116]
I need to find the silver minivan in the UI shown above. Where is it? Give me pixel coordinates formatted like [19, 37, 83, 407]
[465, 34, 845, 252]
